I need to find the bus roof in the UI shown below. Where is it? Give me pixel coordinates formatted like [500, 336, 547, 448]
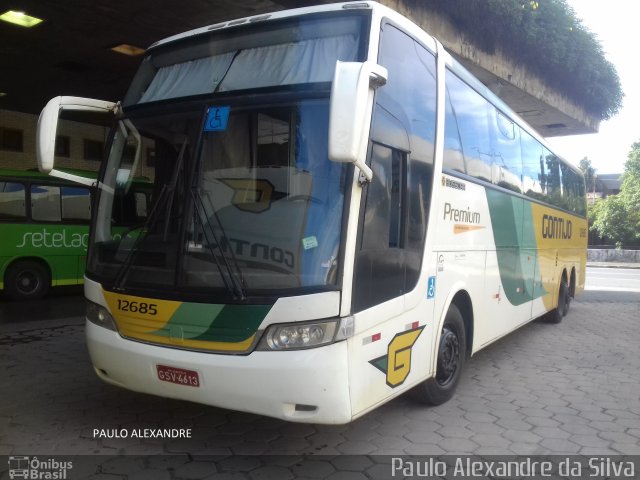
[148, 1, 376, 51]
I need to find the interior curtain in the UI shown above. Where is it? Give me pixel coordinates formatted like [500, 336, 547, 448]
[139, 52, 236, 103]
[137, 34, 358, 103]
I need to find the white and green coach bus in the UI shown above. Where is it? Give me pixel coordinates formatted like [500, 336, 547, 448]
[36, 1, 586, 423]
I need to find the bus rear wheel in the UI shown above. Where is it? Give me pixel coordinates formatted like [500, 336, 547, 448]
[412, 304, 466, 406]
[546, 279, 568, 324]
[4, 260, 50, 301]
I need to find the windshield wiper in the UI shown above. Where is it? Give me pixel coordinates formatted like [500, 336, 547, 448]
[190, 187, 247, 300]
[113, 137, 188, 291]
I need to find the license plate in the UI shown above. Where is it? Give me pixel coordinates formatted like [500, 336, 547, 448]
[156, 364, 200, 387]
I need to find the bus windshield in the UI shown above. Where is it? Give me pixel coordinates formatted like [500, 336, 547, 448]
[87, 99, 348, 298]
[123, 14, 365, 106]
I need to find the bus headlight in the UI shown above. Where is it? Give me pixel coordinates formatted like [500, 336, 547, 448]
[257, 317, 353, 351]
[86, 300, 118, 332]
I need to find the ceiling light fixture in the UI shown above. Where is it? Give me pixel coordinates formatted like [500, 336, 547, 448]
[0, 10, 43, 27]
[110, 44, 145, 56]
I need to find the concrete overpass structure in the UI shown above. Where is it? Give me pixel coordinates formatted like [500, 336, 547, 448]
[0, 0, 598, 146]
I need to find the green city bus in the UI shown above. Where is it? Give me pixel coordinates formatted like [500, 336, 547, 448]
[0, 168, 150, 300]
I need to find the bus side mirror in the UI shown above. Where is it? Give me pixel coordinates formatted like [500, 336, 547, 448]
[328, 61, 387, 182]
[37, 96, 118, 185]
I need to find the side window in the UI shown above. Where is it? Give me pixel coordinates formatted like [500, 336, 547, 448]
[376, 24, 437, 163]
[31, 185, 62, 222]
[490, 109, 522, 193]
[543, 148, 562, 207]
[0, 182, 26, 219]
[354, 23, 437, 312]
[361, 144, 404, 250]
[375, 24, 435, 251]
[443, 90, 466, 173]
[446, 71, 492, 183]
[560, 164, 586, 216]
[61, 187, 91, 221]
[521, 130, 544, 201]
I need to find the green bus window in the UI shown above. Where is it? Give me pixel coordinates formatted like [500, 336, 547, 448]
[31, 185, 62, 222]
[0, 182, 26, 219]
[61, 186, 91, 221]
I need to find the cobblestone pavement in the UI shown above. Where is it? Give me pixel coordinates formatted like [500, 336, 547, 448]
[1, 289, 639, 478]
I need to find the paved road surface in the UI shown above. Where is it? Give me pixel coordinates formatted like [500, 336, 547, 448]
[0, 267, 638, 478]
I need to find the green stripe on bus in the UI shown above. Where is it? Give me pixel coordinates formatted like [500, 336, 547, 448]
[153, 302, 270, 343]
[485, 189, 545, 306]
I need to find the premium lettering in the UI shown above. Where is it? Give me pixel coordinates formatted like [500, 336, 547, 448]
[443, 203, 481, 224]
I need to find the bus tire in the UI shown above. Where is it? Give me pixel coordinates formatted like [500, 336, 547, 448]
[4, 260, 51, 301]
[546, 279, 568, 324]
[412, 304, 466, 406]
[563, 275, 572, 316]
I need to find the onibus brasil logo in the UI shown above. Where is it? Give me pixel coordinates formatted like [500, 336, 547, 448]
[8, 456, 72, 479]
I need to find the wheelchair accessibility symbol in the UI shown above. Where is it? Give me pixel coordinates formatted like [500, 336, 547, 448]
[427, 276, 436, 299]
[204, 106, 231, 132]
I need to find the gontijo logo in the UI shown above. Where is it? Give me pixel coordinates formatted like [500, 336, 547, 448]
[541, 213, 572, 239]
[370, 325, 425, 388]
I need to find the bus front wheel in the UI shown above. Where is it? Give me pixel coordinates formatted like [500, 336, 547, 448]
[412, 304, 466, 406]
[4, 260, 51, 301]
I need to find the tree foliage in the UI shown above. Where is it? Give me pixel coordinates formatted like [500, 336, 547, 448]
[588, 141, 640, 247]
[578, 157, 596, 194]
[620, 142, 640, 211]
[590, 196, 635, 247]
[421, 0, 623, 120]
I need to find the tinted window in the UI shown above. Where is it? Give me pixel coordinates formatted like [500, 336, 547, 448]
[521, 130, 544, 201]
[353, 23, 437, 312]
[376, 24, 436, 249]
[446, 71, 492, 183]
[443, 91, 466, 173]
[560, 163, 586, 216]
[377, 24, 436, 163]
[361, 144, 403, 250]
[543, 148, 563, 206]
[490, 109, 522, 193]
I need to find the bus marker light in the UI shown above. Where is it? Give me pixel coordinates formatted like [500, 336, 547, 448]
[362, 333, 381, 345]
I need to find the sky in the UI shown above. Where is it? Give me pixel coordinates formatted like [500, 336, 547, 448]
[546, 0, 640, 174]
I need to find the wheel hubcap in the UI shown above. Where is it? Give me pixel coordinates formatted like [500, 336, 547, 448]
[16, 271, 39, 295]
[436, 327, 460, 386]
